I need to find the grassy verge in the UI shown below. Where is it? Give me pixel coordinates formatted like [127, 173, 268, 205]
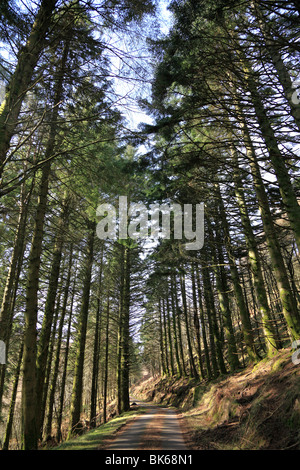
[52, 408, 145, 451]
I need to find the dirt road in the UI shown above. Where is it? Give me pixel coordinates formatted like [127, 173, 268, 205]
[106, 400, 187, 451]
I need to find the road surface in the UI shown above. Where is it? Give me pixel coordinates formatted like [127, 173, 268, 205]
[106, 400, 187, 451]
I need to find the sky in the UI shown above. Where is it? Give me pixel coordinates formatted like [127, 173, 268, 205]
[108, 0, 173, 132]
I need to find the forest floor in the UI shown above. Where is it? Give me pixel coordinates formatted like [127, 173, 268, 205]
[131, 348, 300, 450]
[53, 348, 299, 451]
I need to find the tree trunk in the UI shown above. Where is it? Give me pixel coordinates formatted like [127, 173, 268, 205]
[195, 262, 212, 380]
[119, 246, 131, 413]
[40, 290, 61, 439]
[158, 300, 167, 376]
[68, 223, 95, 436]
[166, 295, 175, 375]
[250, 0, 300, 132]
[207, 218, 241, 370]
[231, 145, 280, 354]
[116, 245, 125, 415]
[0, 180, 32, 413]
[172, 275, 187, 376]
[200, 252, 225, 376]
[161, 298, 170, 375]
[56, 264, 76, 443]
[239, 108, 300, 341]
[103, 297, 110, 424]
[0, 0, 57, 180]
[191, 263, 205, 379]
[21, 161, 51, 450]
[2, 341, 24, 450]
[244, 59, 300, 252]
[36, 197, 70, 435]
[216, 186, 260, 363]
[45, 247, 73, 440]
[21, 38, 70, 449]
[170, 276, 182, 377]
[90, 252, 103, 428]
[180, 274, 198, 378]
